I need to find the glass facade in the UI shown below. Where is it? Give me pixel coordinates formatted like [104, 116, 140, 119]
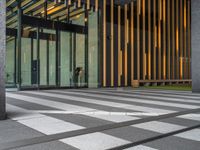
[5, 37, 15, 87]
[6, 9, 100, 89]
[5, 0, 191, 90]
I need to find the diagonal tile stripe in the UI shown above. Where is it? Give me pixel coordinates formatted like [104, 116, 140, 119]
[7, 104, 44, 121]
[7, 104, 132, 150]
[19, 116, 84, 135]
[133, 121, 200, 142]
[178, 113, 200, 121]
[124, 145, 158, 150]
[21, 91, 175, 114]
[176, 129, 200, 141]
[61, 132, 130, 150]
[6, 93, 96, 113]
[125, 89, 200, 97]
[133, 121, 185, 134]
[64, 90, 200, 109]
[96, 89, 200, 102]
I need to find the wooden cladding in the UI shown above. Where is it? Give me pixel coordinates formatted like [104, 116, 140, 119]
[101, 0, 191, 87]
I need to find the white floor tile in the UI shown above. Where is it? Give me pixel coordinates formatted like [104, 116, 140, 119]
[19, 116, 84, 135]
[125, 145, 158, 150]
[176, 129, 200, 141]
[24, 91, 175, 114]
[133, 121, 185, 133]
[86, 112, 139, 122]
[61, 132, 130, 150]
[65, 90, 199, 109]
[6, 93, 95, 113]
[178, 114, 200, 121]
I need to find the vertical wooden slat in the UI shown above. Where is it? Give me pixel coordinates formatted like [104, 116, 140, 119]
[111, 0, 114, 86]
[184, 0, 187, 79]
[167, 0, 170, 80]
[148, 0, 151, 80]
[103, 0, 106, 86]
[180, 0, 183, 79]
[153, 0, 157, 80]
[176, 0, 179, 79]
[158, 0, 162, 80]
[172, 0, 175, 79]
[137, 0, 141, 81]
[131, 2, 134, 84]
[124, 4, 128, 86]
[188, 0, 191, 79]
[163, 0, 166, 80]
[78, 0, 81, 8]
[95, 0, 98, 12]
[118, 5, 122, 86]
[68, 0, 71, 5]
[87, 0, 90, 10]
[143, 0, 146, 80]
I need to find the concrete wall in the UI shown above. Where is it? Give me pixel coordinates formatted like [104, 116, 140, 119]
[0, 0, 6, 120]
[192, 0, 200, 92]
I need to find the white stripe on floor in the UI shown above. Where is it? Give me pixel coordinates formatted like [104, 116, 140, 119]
[178, 114, 200, 121]
[6, 93, 96, 113]
[19, 115, 84, 135]
[176, 129, 200, 141]
[97, 89, 200, 102]
[125, 145, 158, 150]
[133, 121, 185, 134]
[7, 104, 84, 135]
[86, 112, 140, 123]
[63, 90, 199, 109]
[133, 121, 200, 142]
[7, 104, 44, 121]
[86, 88, 200, 98]
[22, 91, 175, 114]
[61, 132, 130, 150]
[7, 104, 131, 149]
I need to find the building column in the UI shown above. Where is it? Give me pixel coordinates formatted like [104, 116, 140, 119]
[0, 0, 6, 120]
[192, 0, 200, 92]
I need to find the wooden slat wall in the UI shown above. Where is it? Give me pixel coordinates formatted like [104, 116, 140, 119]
[148, 0, 151, 80]
[103, 0, 106, 87]
[163, 0, 166, 80]
[99, 0, 191, 87]
[6, 0, 191, 88]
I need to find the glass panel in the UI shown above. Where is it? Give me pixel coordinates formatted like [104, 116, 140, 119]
[60, 31, 72, 87]
[6, 38, 15, 86]
[49, 40, 56, 86]
[72, 14, 85, 25]
[21, 38, 31, 86]
[88, 11, 99, 87]
[76, 33, 85, 87]
[40, 39, 47, 86]
[32, 39, 38, 85]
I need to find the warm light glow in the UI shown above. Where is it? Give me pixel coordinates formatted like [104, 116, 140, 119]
[95, 0, 98, 12]
[180, 57, 183, 79]
[41, 6, 55, 14]
[184, 2, 187, 28]
[118, 5, 122, 86]
[155, 26, 157, 47]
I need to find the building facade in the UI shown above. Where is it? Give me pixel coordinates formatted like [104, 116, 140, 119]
[5, 0, 191, 90]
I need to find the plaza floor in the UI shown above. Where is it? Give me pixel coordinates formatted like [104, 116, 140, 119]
[0, 88, 200, 150]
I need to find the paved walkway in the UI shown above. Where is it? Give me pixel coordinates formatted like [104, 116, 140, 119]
[1, 88, 200, 150]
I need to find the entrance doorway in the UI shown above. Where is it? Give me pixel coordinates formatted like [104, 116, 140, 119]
[18, 27, 87, 90]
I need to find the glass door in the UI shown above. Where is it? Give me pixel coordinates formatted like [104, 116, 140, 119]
[74, 33, 86, 88]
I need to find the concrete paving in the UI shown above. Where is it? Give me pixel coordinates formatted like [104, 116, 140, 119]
[0, 88, 200, 150]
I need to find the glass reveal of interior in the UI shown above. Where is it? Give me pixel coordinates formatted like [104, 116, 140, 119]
[5, 10, 100, 89]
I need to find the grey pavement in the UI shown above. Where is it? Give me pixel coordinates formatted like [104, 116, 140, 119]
[0, 88, 200, 150]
